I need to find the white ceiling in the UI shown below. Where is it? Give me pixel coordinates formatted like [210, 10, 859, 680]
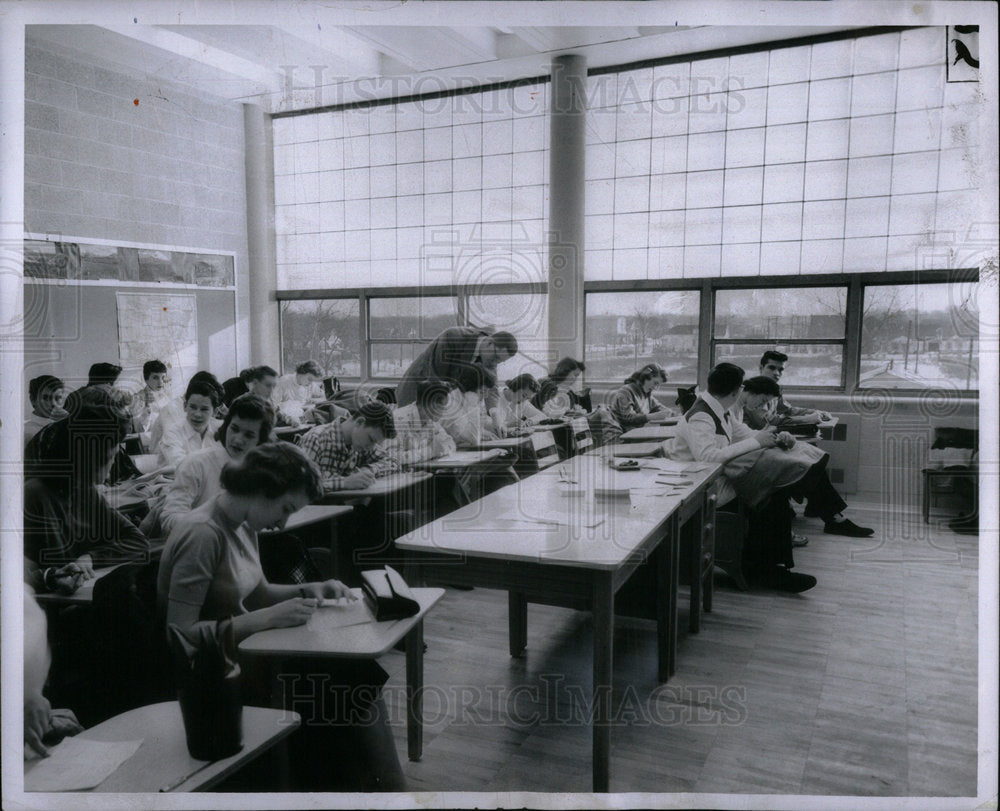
[26, 21, 862, 113]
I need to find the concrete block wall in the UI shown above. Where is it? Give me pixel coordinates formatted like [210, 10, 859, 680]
[23, 39, 251, 375]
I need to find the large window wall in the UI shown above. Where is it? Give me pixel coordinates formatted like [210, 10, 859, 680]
[273, 27, 983, 395]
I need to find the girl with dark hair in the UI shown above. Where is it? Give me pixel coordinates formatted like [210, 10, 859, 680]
[489, 373, 546, 436]
[607, 363, 675, 430]
[157, 442, 405, 791]
[155, 394, 273, 535]
[156, 380, 222, 467]
[531, 357, 588, 418]
[24, 391, 150, 594]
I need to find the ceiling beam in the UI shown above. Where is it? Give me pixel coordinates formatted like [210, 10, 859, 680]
[101, 24, 284, 92]
[272, 23, 383, 77]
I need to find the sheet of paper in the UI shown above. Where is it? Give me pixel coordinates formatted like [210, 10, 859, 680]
[25, 736, 143, 792]
[309, 590, 374, 630]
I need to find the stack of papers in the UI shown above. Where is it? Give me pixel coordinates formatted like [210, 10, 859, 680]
[25, 737, 143, 792]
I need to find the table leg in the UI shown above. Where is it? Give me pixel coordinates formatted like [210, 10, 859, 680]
[668, 518, 680, 679]
[405, 620, 424, 762]
[654, 523, 672, 683]
[508, 591, 527, 658]
[592, 572, 614, 793]
[689, 513, 702, 635]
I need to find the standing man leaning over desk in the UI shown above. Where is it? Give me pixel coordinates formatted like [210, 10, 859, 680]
[395, 326, 518, 408]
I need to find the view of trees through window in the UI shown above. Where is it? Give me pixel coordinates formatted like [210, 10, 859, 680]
[714, 287, 847, 386]
[585, 290, 700, 383]
[860, 282, 979, 390]
[368, 296, 458, 377]
[280, 299, 361, 378]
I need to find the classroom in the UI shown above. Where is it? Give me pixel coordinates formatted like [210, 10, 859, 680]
[1, 1, 996, 807]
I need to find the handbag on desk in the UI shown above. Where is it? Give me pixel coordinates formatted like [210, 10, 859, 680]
[168, 618, 243, 761]
[361, 565, 420, 621]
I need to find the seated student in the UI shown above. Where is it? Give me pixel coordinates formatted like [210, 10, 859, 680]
[24, 587, 83, 758]
[298, 399, 399, 492]
[83, 361, 123, 391]
[488, 373, 546, 437]
[440, 369, 501, 447]
[395, 326, 518, 408]
[607, 363, 676, 431]
[24, 389, 151, 595]
[149, 371, 225, 454]
[25, 374, 68, 446]
[155, 394, 272, 536]
[736, 375, 874, 539]
[392, 380, 458, 465]
[668, 363, 818, 593]
[244, 364, 303, 428]
[157, 443, 405, 791]
[132, 359, 171, 434]
[531, 357, 588, 418]
[758, 350, 833, 424]
[221, 367, 253, 407]
[156, 380, 222, 468]
[273, 360, 325, 422]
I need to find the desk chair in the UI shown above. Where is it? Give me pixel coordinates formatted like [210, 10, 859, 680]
[569, 416, 594, 456]
[922, 426, 978, 526]
[529, 430, 560, 471]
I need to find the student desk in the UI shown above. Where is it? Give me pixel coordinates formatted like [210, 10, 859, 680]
[24, 701, 300, 792]
[273, 424, 311, 441]
[619, 424, 678, 443]
[262, 503, 354, 534]
[407, 449, 513, 505]
[395, 454, 720, 792]
[607, 440, 666, 458]
[239, 587, 444, 762]
[319, 471, 433, 505]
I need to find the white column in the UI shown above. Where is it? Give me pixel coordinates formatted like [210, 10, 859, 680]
[242, 103, 280, 366]
[547, 54, 587, 364]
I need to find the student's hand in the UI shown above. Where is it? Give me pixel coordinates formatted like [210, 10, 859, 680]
[754, 427, 779, 448]
[263, 597, 317, 629]
[24, 692, 52, 757]
[305, 579, 357, 603]
[815, 410, 832, 422]
[45, 563, 86, 595]
[776, 432, 796, 450]
[47, 708, 83, 741]
[73, 554, 96, 581]
[343, 469, 376, 490]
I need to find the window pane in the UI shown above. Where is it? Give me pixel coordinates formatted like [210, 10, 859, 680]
[714, 287, 846, 339]
[585, 290, 700, 383]
[859, 282, 979, 390]
[368, 296, 458, 340]
[715, 342, 844, 387]
[280, 299, 361, 378]
[370, 342, 424, 378]
[467, 292, 550, 379]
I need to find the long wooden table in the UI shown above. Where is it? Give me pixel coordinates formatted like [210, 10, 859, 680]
[395, 453, 720, 792]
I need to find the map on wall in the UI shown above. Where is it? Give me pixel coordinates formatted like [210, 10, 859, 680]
[116, 292, 199, 390]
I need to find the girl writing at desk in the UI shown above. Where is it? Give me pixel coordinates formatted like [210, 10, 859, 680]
[157, 442, 405, 791]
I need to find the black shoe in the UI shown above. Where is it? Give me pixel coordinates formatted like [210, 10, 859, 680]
[764, 567, 818, 593]
[824, 518, 874, 537]
[948, 517, 978, 535]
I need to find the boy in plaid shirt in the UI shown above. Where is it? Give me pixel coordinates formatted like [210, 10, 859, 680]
[298, 400, 399, 493]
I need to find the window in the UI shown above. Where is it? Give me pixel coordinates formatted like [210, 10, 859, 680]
[713, 286, 847, 386]
[585, 290, 701, 384]
[280, 299, 361, 378]
[368, 296, 458, 378]
[859, 282, 979, 390]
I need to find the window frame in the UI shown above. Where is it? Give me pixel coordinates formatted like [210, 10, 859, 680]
[277, 271, 978, 397]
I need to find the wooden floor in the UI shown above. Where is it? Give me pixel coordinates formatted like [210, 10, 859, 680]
[377, 502, 980, 799]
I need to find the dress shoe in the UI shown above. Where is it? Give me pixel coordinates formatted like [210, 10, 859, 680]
[792, 534, 809, 547]
[824, 518, 874, 537]
[761, 567, 817, 593]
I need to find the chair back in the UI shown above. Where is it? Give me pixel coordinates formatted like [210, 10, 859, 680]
[569, 416, 593, 455]
[529, 430, 560, 470]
